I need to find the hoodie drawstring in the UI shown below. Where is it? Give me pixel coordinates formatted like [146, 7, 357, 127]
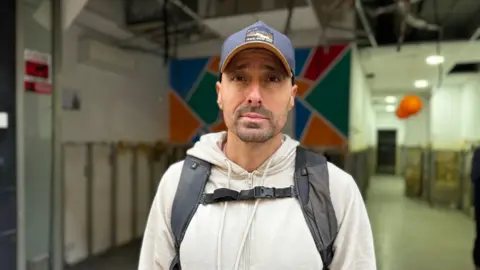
[232, 157, 274, 270]
[217, 159, 232, 270]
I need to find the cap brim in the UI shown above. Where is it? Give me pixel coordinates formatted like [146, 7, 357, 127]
[220, 42, 293, 77]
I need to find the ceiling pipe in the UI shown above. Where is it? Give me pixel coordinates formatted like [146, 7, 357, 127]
[355, 0, 377, 47]
[168, 0, 224, 38]
[33, 0, 90, 30]
[470, 27, 480, 40]
[305, 0, 329, 45]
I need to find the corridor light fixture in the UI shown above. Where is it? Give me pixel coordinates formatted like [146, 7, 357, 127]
[414, 80, 429, 88]
[0, 112, 7, 128]
[426, 55, 444, 65]
[385, 96, 397, 103]
[385, 105, 395, 112]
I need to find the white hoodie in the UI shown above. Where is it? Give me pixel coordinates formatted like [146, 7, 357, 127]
[138, 132, 376, 270]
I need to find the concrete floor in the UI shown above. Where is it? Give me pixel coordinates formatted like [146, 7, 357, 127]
[367, 175, 475, 270]
[66, 240, 141, 270]
[68, 175, 477, 270]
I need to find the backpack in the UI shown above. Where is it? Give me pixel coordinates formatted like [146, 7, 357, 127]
[169, 146, 338, 270]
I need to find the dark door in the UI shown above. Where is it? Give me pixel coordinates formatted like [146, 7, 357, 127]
[376, 129, 397, 175]
[0, 0, 17, 269]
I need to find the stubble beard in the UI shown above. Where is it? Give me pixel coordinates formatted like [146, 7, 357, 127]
[234, 120, 276, 143]
[231, 105, 278, 143]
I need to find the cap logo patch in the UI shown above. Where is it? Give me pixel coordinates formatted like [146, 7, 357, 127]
[245, 26, 274, 44]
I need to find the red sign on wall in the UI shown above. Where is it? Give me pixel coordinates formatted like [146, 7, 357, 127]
[24, 49, 52, 94]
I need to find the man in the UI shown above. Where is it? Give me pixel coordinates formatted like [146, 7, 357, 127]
[472, 146, 480, 269]
[138, 21, 376, 270]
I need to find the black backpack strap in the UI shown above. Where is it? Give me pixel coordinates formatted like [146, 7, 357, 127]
[169, 155, 212, 270]
[294, 146, 338, 270]
[201, 185, 298, 204]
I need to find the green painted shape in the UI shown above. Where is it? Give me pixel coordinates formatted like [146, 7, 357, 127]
[304, 49, 351, 137]
[187, 72, 220, 125]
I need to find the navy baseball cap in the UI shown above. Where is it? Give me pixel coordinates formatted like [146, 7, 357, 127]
[219, 21, 296, 77]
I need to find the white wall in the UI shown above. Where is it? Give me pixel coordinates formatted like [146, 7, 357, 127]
[370, 81, 480, 150]
[429, 81, 480, 150]
[460, 82, 480, 143]
[61, 24, 169, 142]
[60, 20, 169, 266]
[349, 45, 376, 151]
[430, 85, 464, 149]
[403, 100, 429, 147]
[373, 102, 430, 148]
[23, 1, 169, 264]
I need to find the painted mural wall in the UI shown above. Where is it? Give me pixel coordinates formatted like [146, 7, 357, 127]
[169, 44, 351, 147]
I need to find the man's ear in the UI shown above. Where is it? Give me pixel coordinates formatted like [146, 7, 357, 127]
[289, 84, 297, 111]
[216, 81, 223, 110]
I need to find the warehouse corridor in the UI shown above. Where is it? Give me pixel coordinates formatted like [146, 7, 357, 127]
[367, 175, 475, 270]
[67, 175, 477, 270]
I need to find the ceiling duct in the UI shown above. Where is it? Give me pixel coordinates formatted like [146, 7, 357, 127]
[123, 0, 312, 48]
[123, 0, 220, 53]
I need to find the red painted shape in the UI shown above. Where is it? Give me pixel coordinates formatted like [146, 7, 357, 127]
[303, 44, 347, 81]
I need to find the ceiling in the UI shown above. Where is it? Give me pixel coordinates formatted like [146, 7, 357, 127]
[73, 0, 480, 100]
[115, 0, 480, 64]
[358, 0, 480, 46]
[120, 0, 356, 57]
[360, 39, 480, 95]
[357, 0, 480, 113]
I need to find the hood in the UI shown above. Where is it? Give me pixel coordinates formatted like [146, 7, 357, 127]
[186, 131, 300, 177]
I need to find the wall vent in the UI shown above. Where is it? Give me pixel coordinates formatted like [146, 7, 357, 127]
[448, 62, 480, 75]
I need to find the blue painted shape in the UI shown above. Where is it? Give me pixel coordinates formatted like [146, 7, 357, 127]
[191, 126, 209, 143]
[294, 48, 311, 76]
[191, 132, 202, 143]
[294, 98, 312, 140]
[170, 58, 209, 99]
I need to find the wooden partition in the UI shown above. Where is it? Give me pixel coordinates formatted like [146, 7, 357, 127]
[427, 150, 462, 208]
[460, 149, 474, 217]
[402, 147, 424, 198]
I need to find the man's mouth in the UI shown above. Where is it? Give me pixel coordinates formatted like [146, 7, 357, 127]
[241, 113, 267, 120]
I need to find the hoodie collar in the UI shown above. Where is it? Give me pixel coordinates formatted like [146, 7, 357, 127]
[186, 131, 299, 178]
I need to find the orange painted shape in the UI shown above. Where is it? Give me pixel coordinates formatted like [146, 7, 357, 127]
[211, 120, 227, 133]
[208, 56, 221, 72]
[302, 114, 345, 147]
[295, 79, 312, 97]
[169, 91, 201, 143]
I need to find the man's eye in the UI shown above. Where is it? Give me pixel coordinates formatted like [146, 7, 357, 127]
[267, 75, 281, 82]
[232, 75, 246, 81]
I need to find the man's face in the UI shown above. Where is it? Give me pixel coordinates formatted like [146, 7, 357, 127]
[216, 48, 297, 143]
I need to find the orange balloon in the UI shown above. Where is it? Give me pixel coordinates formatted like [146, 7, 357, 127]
[395, 107, 410, 119]
[399, 95, 423, 115]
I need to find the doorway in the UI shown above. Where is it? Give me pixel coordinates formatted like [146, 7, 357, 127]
[376, 129, 397, 175]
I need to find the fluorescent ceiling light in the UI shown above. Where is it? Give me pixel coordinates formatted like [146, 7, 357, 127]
[426, 55, 444, 65]
[414, 80, 428, 88]
[385, 105, 395, 112]
[0, 112, 7, 128]
[385, 96, 396, 103]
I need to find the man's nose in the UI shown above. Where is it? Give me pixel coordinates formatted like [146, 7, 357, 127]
[246, 81, 262, 106]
